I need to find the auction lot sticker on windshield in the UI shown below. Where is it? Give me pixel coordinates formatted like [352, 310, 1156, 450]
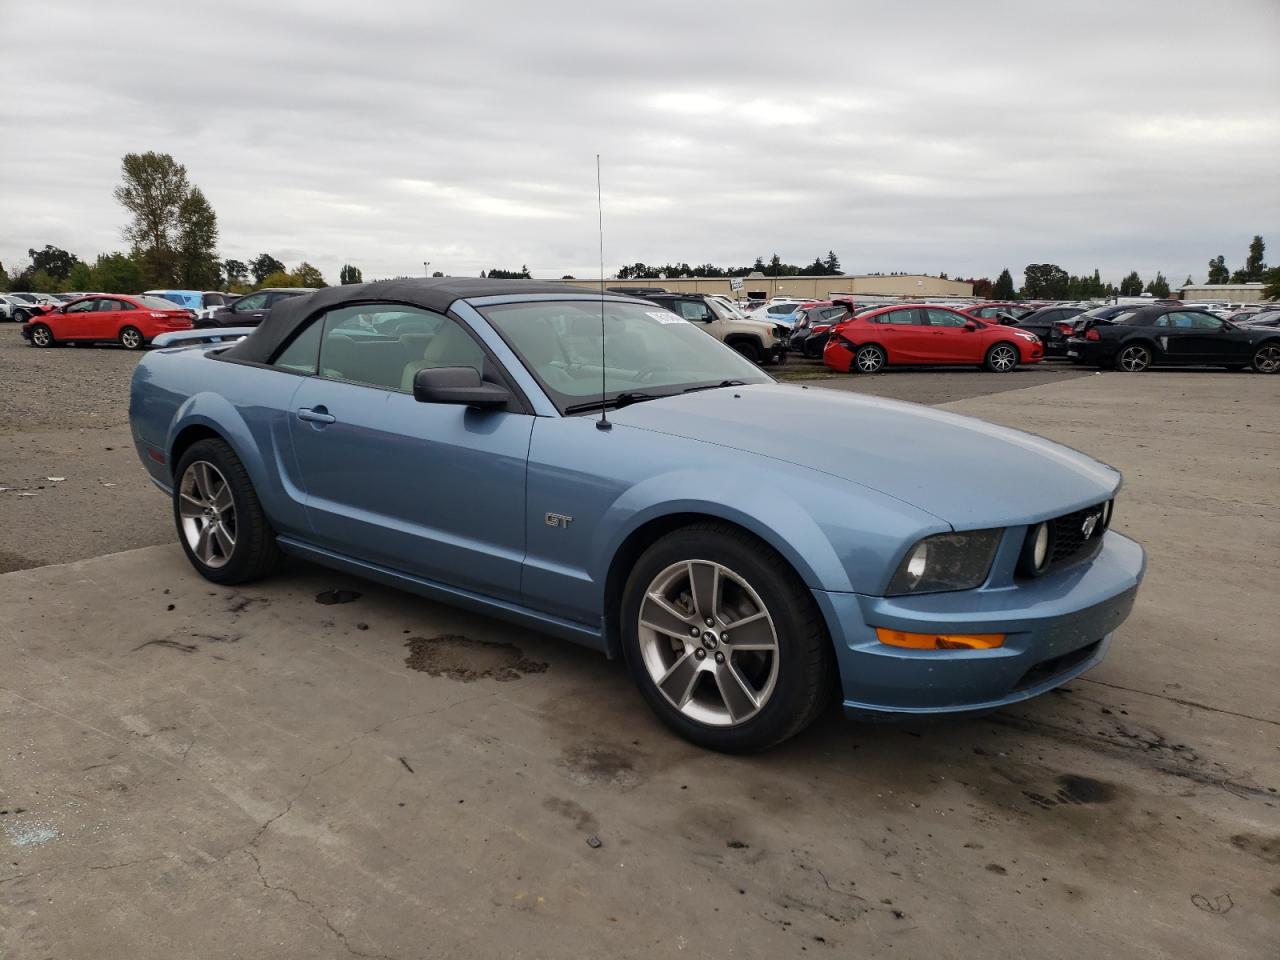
[646, 310, 685, 324]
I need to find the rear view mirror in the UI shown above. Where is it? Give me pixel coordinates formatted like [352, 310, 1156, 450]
[964, 320, 978, 331]
[413, 366, 510, 409]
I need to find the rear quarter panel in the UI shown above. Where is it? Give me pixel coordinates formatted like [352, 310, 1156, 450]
[130, 347, 312, 537]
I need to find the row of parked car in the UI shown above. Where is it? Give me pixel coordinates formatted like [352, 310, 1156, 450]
[10, 288, 318, 349]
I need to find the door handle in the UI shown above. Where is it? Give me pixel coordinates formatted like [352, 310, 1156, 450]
[297, 406, 336, 425]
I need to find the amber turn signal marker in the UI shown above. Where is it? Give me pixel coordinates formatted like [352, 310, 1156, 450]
[875, 628, 1005, 650]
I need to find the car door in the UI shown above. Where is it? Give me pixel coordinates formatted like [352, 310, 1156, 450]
[1151, 310, 1210, 364]
[55, 297, 101, 340]
[228, 291, 270, 325]
[871, 308, 931, 362]
[103, 298, 139, 340]
[284, 302, 534, 602]
[1162, 311, 1240, 364]
[923, 308, 982, 363]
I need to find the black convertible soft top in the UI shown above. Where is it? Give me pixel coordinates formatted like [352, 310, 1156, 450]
[222, 277, 597, 364]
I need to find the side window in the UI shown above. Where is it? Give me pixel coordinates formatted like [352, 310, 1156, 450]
[1152, 314, 1170, 328]
[234, 292, 268, 312]
[927, 309, 966, 327]
[879, 309, 923, 325]
[317, 304, 485, 393]
[110, 299, 135, 311]
[675, 300, 714, 322]
[821, 306, 848, 322]
[66, 299, 97, 314]
[1186, 312, 1220, 330]
[272, 320, 323, 375]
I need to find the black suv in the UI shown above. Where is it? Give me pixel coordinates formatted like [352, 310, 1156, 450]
[198, 288, 318, 328]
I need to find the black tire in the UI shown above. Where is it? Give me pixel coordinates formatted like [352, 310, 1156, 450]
[29, 323, 55, 348]
[1250, 342, 1280, 374]
[119, 326, 145, 350]
[1116, 342, 1152, 372]
[14, 309, 31, 324]
[620, 522, 834, 753]
[172, 438, 284, 585]
[851, 343, 886, 374]
[983, 341, 1019, 373]
[729, 339, 761, 364]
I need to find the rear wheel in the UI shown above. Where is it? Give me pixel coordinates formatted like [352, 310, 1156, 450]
[984, 342, 1019, 372]
[119, 326, 144, 350]
[15, 309, 32, 324]
[1117, 343, 1152, 372]
[173, 439, 283, 585]
[29, 323, 54, 347]
[621, 523, 833, 752]
[1252, 342, 1280, 374]
[853, 344, 886, 374]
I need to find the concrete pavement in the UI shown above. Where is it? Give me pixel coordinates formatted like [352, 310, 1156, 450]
[1, 371, 1277, 959]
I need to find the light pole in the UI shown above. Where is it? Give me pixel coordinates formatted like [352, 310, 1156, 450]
[424, 261, 430, 278]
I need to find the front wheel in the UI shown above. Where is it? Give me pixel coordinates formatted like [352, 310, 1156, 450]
[984, 342, 1019, 372]
[621, 523, 833, 752]
[172, 438, 284, 584]
[730, 339, 761, 364]
[1117, 343, 1152, 372]
[852, 343, 886, 374]
[29, 323, 54, 347]
[119, 326, 145, 350]
[1251, 343, 1280, 374]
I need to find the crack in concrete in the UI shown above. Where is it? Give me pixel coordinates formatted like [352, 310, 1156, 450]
[246, 850, 396, 960]
[87, 855, 171, 872]
[1078, 676, 1279, 727]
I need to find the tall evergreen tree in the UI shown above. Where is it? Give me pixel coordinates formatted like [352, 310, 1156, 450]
[992, 268, 1016, 299]
[1144, 272, 1170, 298]
[1119, 271, 1144, 296]
[1207, 255, 1229, 284]
[339, 264, 363, 285]
[176, 187, 220, 288]
[823, 250, 841, 274]
[1244, 235, 1266, 282]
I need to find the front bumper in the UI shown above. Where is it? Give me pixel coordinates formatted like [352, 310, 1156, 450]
[813, 530, 1146, 716]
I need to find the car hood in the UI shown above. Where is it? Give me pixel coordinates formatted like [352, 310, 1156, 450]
[610, 383, 1120, 528]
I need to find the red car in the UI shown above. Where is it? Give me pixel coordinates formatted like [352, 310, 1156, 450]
[22, 294, 193, 350]
[823, 304, 1044, 373]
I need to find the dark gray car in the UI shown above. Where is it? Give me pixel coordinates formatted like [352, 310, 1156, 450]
[199, 288, 318, 328]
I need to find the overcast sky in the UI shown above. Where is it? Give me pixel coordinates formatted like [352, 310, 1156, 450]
[3, 0, 1278, 287]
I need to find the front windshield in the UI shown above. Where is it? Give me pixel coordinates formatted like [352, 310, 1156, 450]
[479, 299, 772, 413]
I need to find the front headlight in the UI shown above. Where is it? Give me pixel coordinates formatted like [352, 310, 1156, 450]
[886, 529, 1002, 596]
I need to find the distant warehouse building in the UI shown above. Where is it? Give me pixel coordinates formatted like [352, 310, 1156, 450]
[552, 272, 973, 301]
[1177, 282, 1269, 304]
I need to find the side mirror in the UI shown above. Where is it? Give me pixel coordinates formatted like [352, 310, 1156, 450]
[964, 320, 978, 331]
[413, 366, 510, 409]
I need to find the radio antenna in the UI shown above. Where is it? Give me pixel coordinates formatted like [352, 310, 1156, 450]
[595, 153, 611, 431]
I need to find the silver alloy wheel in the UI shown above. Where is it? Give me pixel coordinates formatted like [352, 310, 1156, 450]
[637, 559, 780, 727]
[120, 328, 142, 349]
[31, 325, 51, 346]
[1118, 344, 1150, 371]
[1253, 344, 1280, 373]
[178, 460, 237, 569]
[989, 344, 1017, 371]
[856, 345, 884, 373]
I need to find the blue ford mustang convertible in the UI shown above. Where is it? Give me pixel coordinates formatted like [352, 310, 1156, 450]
[129, 279, 1146, 751]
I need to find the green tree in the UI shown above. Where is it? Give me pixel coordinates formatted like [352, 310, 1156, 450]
[804, 255, 827, 275]
[486, 265, 532, 279]
[258, 270, 298, 289]
[1207, 255, 1229, 284]
[114, 151, 193, 285]
[176, 186, 220, 288]
[339, 264, 363, 285]
[291, 262, 326, 287]
[28, 245, 81, 281]
[251, 254, 286, 284]
[67, 261, 93, 290]
[824, 250, 842, 274]
[0, 261, 10, 292]
[1244, 235, 1266, 282]
[1144, 272, 1170, 297]
[1119, 271, 1143, 296]
[432, 271, 444, 277]
[1260, 265, 1280, 301]
[88, 252, 146, 293]
[1022, 263, 1069, 299]
[222, 259, 248, 287]
[992, 268, 1016, 299]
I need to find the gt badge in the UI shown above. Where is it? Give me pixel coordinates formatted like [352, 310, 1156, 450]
[545, 512, 574, 529]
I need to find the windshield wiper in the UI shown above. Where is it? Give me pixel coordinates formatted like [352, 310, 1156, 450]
[682, 379, 748, 394]
[564, 391, 665, 414]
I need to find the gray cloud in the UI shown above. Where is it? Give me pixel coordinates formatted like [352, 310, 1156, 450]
[2, 0, 1278, 286]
